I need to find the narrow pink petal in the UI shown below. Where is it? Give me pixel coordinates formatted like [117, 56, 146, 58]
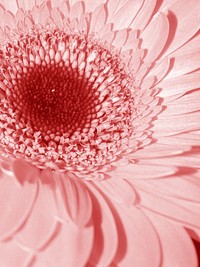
[141, 12, 169, 62]
[76, 14, 89, 34]
[153, 111, 200, 135]
[55, 173, 92, 227]
[12, 159, 39, 184]
[0, 239, 32, 266]
[159, 0, 178, 10]
[122, 29, 138, 51]
[15, 178, 59, 250]
[24, 15, 34, 31]
[145, 212, 198, 267]
[83, 0, 106, 13]
[112, 205, 161, 266]
[158, 72, 200, 98]
[160, 90, 200, 116]
[0, 6, 5, 29]
[86, 183, 118, 266]
[15, 8, 24, 22]
[162, 0, 200, 56]
[50, 8, 63, 28]
[167, 34, 200, 78]
[136, 188, 200, 229]
[129, 142, 190, 159]
[30, 2, 50, 25]
[1, 0, 18, 13]
[17, 0, 35, 11]
[146, 57, 170, 84]
[100, 28, 115, 43]
[106, 0, 121, 18]
[35, 0, 47, 5]
[93, 177, 136, 205]
[69, 1, 84, 21]
[36, 221, 94, 267]
[128, 49, 144, 73]
[138, 156, 200, 170]
[0, 162, 38, 240]
[3, 11, 16, 29]
[129, 0, 157, 31]
[112, 162, 177, 179]
[89, 4, 107, 33]
[58, 0, 69, 17]
[50, 0, 64, 8]
[134, 176, 200, 202]
[158, 132, 200, 146]
[109, 0, 144, 30]
[112, 29, 128, 49]
[98, 22, 112, 38]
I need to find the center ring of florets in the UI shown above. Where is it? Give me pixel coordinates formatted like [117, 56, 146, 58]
[0, 28, 135, 173]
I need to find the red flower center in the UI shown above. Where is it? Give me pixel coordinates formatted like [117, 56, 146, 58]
[0, 28, 135, 173]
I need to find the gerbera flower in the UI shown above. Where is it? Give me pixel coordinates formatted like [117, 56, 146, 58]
[0, 0, 200, 266]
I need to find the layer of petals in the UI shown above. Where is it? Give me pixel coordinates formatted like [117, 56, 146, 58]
[0, 163, 38, 241]
[145, 212, 198, 267]
[141, 12, 169, 62]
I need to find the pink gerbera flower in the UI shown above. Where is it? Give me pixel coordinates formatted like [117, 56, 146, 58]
[0, 0, 200, 266]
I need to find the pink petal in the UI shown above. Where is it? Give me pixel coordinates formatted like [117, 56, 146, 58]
[112, 28, 128, 49]
[35, 0, 48, 6]
[86, 182, 118, 266]
[130, 142, 190, 158]
[30, 2, 50, 25]
[134, 175, 200, 202]
[15, 175, 60, 250]
[158, 72, 200, 99]
[158, 132, 200, 146]
[109, 0, 144, 30]
[136, 188, 200, 229]
[167, 34, 200, 78]
[137, 155, 200, 170]
[0, 239, 33, 266]
[112, 204, 161, 266]
[69, 1, 84, 21]
[141, 12, 169, 62]
[89, 4, 107, 33]
[36, 221, 94, 267]
[122, 29, 138, 51]
[106, 0, 122, 19]
[50, 0, 64, 8]
[83, 0, 106, 13]
[17, 0, 36, 11]
[153, 111, 200, 135]
[146, 57, 170, 84]
[93, 177, 136, 205]
[129, 0, 157, 31]
[58, 0, 69, 17]
[0, 0, 18, 13]
[50, 8, 63, 28]
[160, 90, 200, 116]
[145, 212, 198, 267]
[55, 173, 93, 227]
[112, 161, 177, 179]
[0, 6, 5, 29]
[162, 0, 200, 56]
[3, 11, 16, 29]
[0, 161, 38, 241]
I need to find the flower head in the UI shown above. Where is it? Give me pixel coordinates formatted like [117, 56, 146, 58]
[0, 0, 200, 266]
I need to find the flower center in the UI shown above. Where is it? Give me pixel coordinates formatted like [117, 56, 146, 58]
[12, 63, 100, 138]
[0, 28, 135, 173]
